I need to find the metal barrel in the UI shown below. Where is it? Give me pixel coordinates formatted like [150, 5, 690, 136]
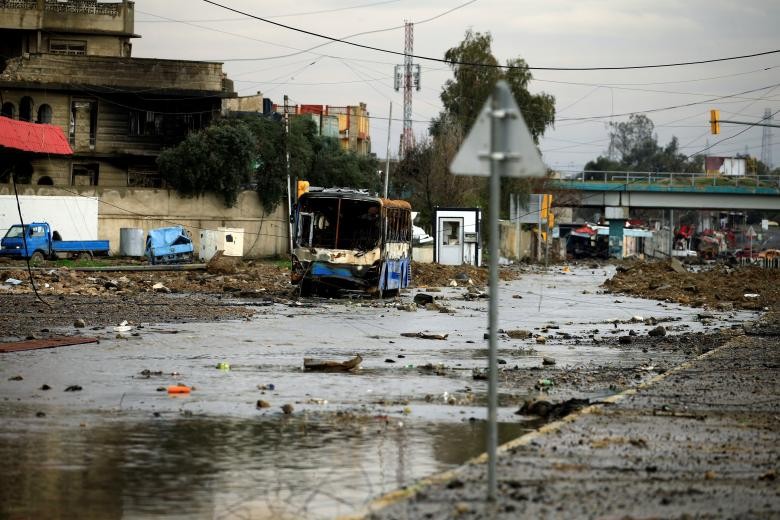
[119, 228, 145, 257]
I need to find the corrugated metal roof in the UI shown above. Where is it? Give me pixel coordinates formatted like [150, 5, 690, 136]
[0, 116, 73, 155]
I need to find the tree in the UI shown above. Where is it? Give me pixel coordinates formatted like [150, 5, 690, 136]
[395, 30, 556, 225]
[159, 115, 380, 211]
[585, 114, 701, 174]
[157, 120, 255, 207]
[436, 30, 555, 143]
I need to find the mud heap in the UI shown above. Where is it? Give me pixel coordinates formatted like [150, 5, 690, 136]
[603, 260, 780, 310]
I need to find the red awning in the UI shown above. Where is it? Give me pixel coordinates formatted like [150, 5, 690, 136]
[0, 116, 73, 155]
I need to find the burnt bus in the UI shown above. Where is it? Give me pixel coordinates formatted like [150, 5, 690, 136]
[291, 188, 412, 296]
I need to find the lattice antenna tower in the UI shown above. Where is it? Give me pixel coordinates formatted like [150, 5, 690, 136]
[760, 107, 773, 169]
[394, 21, 420, 157]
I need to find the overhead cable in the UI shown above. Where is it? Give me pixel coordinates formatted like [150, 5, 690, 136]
[201, 0, 780, 71]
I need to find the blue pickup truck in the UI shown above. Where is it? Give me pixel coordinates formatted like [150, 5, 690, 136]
[0, 222, 110, 262]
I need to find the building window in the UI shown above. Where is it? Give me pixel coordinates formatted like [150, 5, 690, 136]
[37, 104, 53, 124]
[70, 100, 98, 148]
[19, 97, 33, 122]
[129, 110, 162, 136]
[72, 164, 99, 186]
[1, 102, 15, 119]
[50, 40, 87, 56]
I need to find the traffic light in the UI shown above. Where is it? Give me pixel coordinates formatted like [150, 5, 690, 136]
[710, 109, 720, 135]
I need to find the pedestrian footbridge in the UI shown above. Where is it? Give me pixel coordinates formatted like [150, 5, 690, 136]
[554, 171, 780, 210]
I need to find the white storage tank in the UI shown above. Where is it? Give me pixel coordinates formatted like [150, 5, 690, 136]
[199, 227, 244, 261]
[119, 228, 145, 257]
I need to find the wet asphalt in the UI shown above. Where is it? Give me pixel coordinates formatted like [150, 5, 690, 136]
[361, 313, 780, 519]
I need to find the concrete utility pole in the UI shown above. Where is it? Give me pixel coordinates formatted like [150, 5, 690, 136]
[284, 94, 293, 253]
[384, 102, 392, 198]
[761, 108, 774, 170]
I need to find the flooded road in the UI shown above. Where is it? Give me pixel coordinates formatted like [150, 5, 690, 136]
[0, 267, 755, 519]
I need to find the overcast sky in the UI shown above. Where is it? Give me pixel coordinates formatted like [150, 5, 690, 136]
[131, 0, 780, 173]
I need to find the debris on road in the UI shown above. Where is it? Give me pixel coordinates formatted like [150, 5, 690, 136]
[167, 384, 191, 394]
[400, 332, 448, 340]
[303, 354, 362, 372]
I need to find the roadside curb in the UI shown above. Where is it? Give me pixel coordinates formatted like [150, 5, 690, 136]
[341, 334, 741, 520]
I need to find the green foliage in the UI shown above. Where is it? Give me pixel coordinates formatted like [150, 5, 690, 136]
[585, 115, 703, 174]
[158, 120, 255, 207]
[395, 30, 556, 228]
[158, 115, 379, 211]
[436, 30, 555, 143]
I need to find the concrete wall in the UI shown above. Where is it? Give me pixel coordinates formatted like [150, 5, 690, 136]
[1, 54, 224, 92]
[499, 220, 533, 260]
[0, 185, 289, 258]
[0, 0, 134, 37]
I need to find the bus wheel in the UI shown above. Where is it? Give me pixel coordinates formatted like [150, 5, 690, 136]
[30, 251, 45, 263]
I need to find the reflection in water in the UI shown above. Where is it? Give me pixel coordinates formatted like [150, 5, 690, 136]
[0, 413, 529, 519]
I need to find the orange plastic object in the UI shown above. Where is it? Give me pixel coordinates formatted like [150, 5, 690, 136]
[167, 385, 191, 394]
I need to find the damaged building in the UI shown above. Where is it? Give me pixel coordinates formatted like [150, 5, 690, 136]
[0, 0, 234, 187]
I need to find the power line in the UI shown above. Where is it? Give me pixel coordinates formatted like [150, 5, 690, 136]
[201, 0, 780, 71]
[684, 109, 780, 159]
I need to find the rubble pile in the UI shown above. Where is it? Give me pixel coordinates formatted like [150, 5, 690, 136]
[603, 260, 780, 310]
[410, 262, 517, 288]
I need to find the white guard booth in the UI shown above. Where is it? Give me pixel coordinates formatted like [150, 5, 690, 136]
[433, 207, 482, 266]
[199, 227, 245, 261]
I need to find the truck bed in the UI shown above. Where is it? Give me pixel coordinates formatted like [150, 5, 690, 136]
[51, 240, 110, 253]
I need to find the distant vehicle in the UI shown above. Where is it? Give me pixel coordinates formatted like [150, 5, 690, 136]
[0, 222, 109, 261]
[291, 187, 412, 296]
[145, 226, 194, 264]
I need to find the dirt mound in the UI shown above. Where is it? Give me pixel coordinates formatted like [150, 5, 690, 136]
[411, 262, 517, 288]
[603, 260, 780, 310]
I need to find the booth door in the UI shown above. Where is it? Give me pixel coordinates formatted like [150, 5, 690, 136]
[439, 217, 464, 265]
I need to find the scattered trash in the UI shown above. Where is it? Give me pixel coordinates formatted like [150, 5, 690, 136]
[384, 358, 396, 363]
[9, 375, 23, 381]
[281, 403, 294, 415]
[619, 335, 633, 344]
[36, 411, 46, 418]
[542, 356, 556, 366]
[535, 336, 547, 344]
[743, 293, 759, 299]
[307, 398, 327, 405]
[152, 282, 171, 294]
[40, 384, 50, 390]
[535, 378, 554, 390]
[256, 400, 271, 408]
[73, 319, 86, 328]
[167, 384, 191, 394]
[401, 332, 448, 340]
[216, 362, 230, 371]
[303, 354, 362, 372]
[4, 278, 22, 286]
[113, 320, 132, 333]
[258, 383, 275, 391]
[64, 385, 82, 392]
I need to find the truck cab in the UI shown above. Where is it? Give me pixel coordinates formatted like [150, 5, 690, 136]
[0, 221, 109, 261]
[0, 223, 51, 262]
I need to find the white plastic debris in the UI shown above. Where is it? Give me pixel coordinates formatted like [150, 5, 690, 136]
[4, 278, 22, 285]
[113, 320, 132, 333]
